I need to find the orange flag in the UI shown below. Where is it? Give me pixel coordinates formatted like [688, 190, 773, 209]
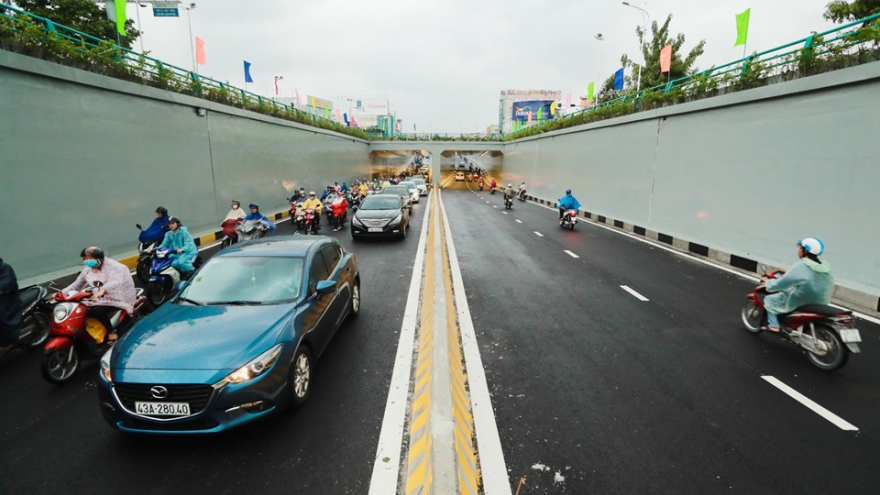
[659, 44, 672, 73]
[195, 37, 206, 65]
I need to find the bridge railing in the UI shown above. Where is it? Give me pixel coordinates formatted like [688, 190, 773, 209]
[504, 12, 880, 141]
[0, 3, 368, 140]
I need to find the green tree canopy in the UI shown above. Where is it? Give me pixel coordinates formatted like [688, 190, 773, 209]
[600, 14, 706, 96]
[12, 0, 139, 48]
[823, 0, 880, 23]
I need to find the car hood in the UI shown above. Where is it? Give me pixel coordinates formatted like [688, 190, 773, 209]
[112, 302, 295, 379]
[355, 209, 401, 220]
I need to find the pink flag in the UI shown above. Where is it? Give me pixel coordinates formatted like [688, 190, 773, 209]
[195, 37, 206, 65]
[660, 44, 673, 73]
[295, 88, 303, 106]
[274, 77, 280, 96]
[336, 108, 342, 121]
[565, 93, 571, 107]
[527, 111, 532, 124]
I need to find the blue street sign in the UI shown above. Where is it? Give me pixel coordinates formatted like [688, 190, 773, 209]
[153, 8, 180, 17]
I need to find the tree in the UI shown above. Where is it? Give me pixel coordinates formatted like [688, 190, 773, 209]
[823, 0, 880, 23]
[11, 0, 139, 49]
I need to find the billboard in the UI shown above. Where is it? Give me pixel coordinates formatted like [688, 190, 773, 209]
[345, 97, 389, 115]
[512, 100, 555, 121]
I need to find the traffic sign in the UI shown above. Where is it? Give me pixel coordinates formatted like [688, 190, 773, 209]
[153, 1, 180, 17]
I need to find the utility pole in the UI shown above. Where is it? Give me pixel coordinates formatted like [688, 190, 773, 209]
[622, 2, 650, 92]
[184, 3, 197, 74]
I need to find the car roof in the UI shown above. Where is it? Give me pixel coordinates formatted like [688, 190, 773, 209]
[363, 194, 402, 201]
[217, 235, 335, 257]
[384, 186, 408, 191]
[399, 181, 416, 186]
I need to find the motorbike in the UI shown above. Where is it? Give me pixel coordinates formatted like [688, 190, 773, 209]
[518, 189, 527, 201]
[134, 223, 161, 283]
[237, 218, 271, 242]
[328, 197, 348, 231]
[478, 183, 484, 191]
[740, 269, 860, 370]
[350, 193, 362, 211]
[219, 218, 242, 248]
[490, 186, 497, 195]
[8, 284, 52, 352]
[560, 209, 578, 230]
[41, 284, 147, 384]
[297, 208, 319, 235]
[145, 248, 203, 307]
[503, 194, 514, 210]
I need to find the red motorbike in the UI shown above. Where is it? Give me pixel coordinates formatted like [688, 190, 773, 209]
[296, 207, 318, 235]
[219, 218, 242, 248]
[740, 270, 861, 370]
[41, 285, 147, 384]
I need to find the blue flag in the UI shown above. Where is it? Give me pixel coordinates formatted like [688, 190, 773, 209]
[614, 68, 624, 90]
[343, 113, 349, 124]
[244, 61, 253, 83]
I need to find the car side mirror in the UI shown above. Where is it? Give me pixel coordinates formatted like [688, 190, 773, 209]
[136, 223, 143, 230]
[316, 280, 337, 295]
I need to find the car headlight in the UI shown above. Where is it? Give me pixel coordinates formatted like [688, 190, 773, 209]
[352, 216, 364, 226]
[216, 344, 282, 387]
[53, 304, 69, 321]
[100, 349, 112, 382]
[388, 214, 403, 226]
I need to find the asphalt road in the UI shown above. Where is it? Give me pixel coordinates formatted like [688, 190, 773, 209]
[2, 177, 878, 495]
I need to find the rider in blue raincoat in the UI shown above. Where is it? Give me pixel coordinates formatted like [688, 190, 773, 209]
[139, 206, 170, 244]
[244, 203, 277, 230]
[155, 217, 198, 273]
[557, 189, 581, 220]
[761, 238, 835, 332]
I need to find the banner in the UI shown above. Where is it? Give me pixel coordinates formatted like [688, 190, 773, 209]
[513, 100, 554, 121]
[660, 44, 672, 73]
[244, 61, 253, 83]
[735, 8, 751, 47]
[195, 37, 206, 65]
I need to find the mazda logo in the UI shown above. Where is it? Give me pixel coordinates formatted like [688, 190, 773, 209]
[150, 386, 168, 399]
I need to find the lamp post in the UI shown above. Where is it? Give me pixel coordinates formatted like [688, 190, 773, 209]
[622, 2, 650, 92]
[130, 2, 148, 53]
[595, 33, 604, 94]
[184, 3, 197, 74]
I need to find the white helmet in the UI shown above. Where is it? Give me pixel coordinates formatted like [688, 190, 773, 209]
[798, 238, 824, 256]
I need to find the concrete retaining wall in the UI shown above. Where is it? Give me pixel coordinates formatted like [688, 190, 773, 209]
[501, 62, 880, 311]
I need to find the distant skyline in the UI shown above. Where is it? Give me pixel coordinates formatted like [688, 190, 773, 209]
[124, 0, 841, 131]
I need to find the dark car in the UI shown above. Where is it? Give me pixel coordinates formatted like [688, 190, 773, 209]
[97, 236, 360, 434]
[351, 194, 410, 240]
[380, 185, 413, 211]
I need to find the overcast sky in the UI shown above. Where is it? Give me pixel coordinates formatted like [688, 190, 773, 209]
[130, 0, 839, 132]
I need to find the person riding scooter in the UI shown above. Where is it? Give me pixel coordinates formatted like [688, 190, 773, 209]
[59, 247, 137, 346]
[489, 178, 498, 194]
[558, 189, 581, 220]
[152, 217, 198, 274]
[302, 192, 324, 230]
[761, 238, 835, 333]
[225, 200, 246, 221]
[139, 206, 170, 244]
[504, 183, 516, 200]
[478, 178, 484, 191]
[518, 182, 527, 200]
[0, 256, 22, 354]
[244, 204, 277, 231]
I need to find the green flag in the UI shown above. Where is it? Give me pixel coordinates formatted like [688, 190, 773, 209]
[735, 8, 750, 47]
[324, 106, 329, 118]
[587, 82, 595, 101]
[114, 0, 126, 36]
[537, 106, 542, 120]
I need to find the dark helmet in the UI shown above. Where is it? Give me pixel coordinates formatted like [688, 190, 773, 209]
[168, 216, 181, 225]
[156, 206, 168, 215]
[249, 203, 259, 210]
[79, 247, 105, 267]
[566, 189, 572, 195]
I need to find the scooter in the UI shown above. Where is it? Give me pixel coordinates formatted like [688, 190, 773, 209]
[490, 186, 497, 195]
[297, 208, 319, 235]
[7, 284, 52, 352]
[518, 189, 527, 201]
[145, 249, 202, 307]
[560, 209, 578, 230]
[134, 223, 161, 283]
[219, 218, 242, 249]
[740, 269, 860, 370]
[478, 182, 484, 191]
[41, 284, 147, 384]
[504, 194, 513, 210]
[237, 218, 271, 242]
[328, 196, 348, 231]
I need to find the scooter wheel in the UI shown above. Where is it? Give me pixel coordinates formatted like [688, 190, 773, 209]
[41, 347, 80, 384]
[147, 280, 168, 307]
[136, 258, 152, 284]
[24, 311, 51, 349]
[806, 324, 848, 370]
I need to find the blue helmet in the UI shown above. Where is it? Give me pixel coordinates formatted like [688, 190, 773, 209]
[566, 189, 572, 195]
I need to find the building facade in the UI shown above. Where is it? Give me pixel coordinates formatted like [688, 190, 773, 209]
[498, 89, 562, 134]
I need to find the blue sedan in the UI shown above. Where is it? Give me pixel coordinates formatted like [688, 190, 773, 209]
[98, 236, 360, 433]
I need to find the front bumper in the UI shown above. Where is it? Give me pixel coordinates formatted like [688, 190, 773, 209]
[351, 222, 405, 237]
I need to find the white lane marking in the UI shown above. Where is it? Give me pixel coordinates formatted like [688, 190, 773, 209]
[493, 205, 498, 208]
[502, 212, 508, 215]
[368, 191, 434, 495]
[526, 201, 880, 326]
[534, 231, 544, 237]
[620, 285, 650, 301]
[761, 376, 858, 431]
[564, 250, 580, 259]
[515, 219, 522, 224]
[486, 201, 490, 204]
[437, 191, 512, 495]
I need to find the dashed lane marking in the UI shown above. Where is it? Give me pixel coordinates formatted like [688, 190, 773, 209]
[762, 376, 858, 431]
[534, 232, 544, 237]
[515, 219, 522, 223]
[620, 285, 650, 302]
[564, 250, 580, 259]
[502, 212, 508, 215]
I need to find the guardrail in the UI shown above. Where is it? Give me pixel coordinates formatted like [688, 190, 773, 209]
[0, 2, 368, 140]
[503, 12, 880, 141]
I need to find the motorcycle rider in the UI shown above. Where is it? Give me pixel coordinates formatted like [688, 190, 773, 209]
[490, 178, 497, 191]
[0, 257, 21, 354]
[225, 200, 246, 221]
[504, 183, 516, 200]
[478, 177, 485, 190]
[302, 191, 324, 230]
[152, 217, 199, 275]
[518, 182, 527, 199]
[558, 189, 581, 220]
[359, 181, 369, 197]
[139, 206, 170, 244]
[761, 238, 835, 333]
[59, 247, 136, 346]
[244, 203, 278, 231]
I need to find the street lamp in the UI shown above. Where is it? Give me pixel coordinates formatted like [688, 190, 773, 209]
[184, 3, 197, 74]
[595, 33, 605, 91]
[622, 2, 651, 92]
[131, 2, 148, 54]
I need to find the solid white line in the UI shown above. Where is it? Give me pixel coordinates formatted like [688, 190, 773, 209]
[564, 250, 580, 259]
[761, 376, 858, 431]
[526, 201, 880, 325]
[437, 190, 512, 495]
[534, 231, 543, 237]
[515, 219, 522, 224]
[620, 285, 650, 302]
[368, 190, 434, 495]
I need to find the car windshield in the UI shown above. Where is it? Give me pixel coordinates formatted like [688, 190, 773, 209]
[412, 179, 425, 185]
[400, 182, 416, 190]
[178, 256, 304, 304]
[360, 197, 401, 210]
[384, 187, 408, 196]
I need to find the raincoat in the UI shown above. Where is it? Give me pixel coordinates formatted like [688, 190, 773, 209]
[224, 207, 246, 221]
[62, 258, 137, 315]
[0, 258, 22, 346]
[558, 193, 581, 212]
[243, 212, 277, 230]
[158, 226, 199, 272]
[139, 213, 169, 244]
[359, 183, 369, 197]
[764, 259, 834, 314]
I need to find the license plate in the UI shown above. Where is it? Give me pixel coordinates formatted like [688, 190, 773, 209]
[839, 328, 862, 343]
[368, 227, 383, 232]
[135, 401, 191, 416]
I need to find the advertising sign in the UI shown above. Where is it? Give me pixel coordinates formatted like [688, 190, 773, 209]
[153, 2, 180, 17]
[512, 100, 555, 121]
[355, 97, 389, 115]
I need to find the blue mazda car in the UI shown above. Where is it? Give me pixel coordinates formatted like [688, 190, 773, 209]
[98, 236, 360, 433]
